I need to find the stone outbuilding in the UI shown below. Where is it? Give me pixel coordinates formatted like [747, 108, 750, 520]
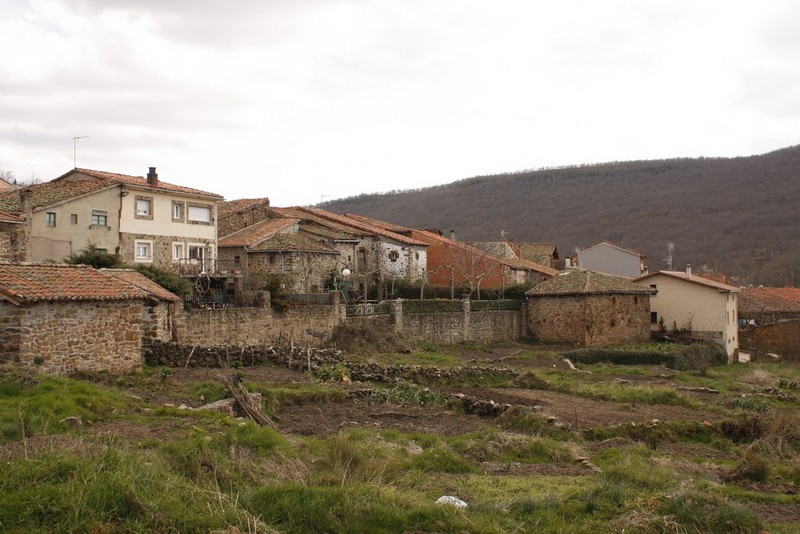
[0, 263, 149, 375]
[526, 270, 655, 346]
[102, 269, 182, 341]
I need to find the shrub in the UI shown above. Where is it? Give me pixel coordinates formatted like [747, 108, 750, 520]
[134, 265, 193, 297]
[668, 342, 728, 371]
[64, 243, 125, 269]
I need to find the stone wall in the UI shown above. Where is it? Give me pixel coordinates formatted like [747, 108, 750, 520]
[528, 294, 651, 346]
[0, 299, 144, 375]
[0, 221, 26, 262]
[119, 232, 215, 270]
[143, 301, 181, 342]
[174, 303, 346, 347]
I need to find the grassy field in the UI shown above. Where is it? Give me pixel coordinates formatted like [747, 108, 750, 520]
[1, 341, 799, 533]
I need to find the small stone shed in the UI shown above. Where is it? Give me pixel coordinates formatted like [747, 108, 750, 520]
[0, 262, 149, 374]
[526, 270, 656, 346]
[102, 269, 181, 341]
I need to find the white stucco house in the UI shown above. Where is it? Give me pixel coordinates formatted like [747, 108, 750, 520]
[573, 240, 648, 279]
[635, 268, 739, 361]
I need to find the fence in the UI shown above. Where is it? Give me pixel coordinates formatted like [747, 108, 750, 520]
[346, 302, 391, 316]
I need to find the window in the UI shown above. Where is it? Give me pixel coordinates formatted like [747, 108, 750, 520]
[650, 312, 658, 324]
[46, 212, 56, 227]
[357, 249, 367, 271]
[649, 284, 657, 289]
[135, 241, 152, 262]
[70, 214, 78, 225]
[91, 210, 108, 226]
[234, 255, 241, 265]
[135, 196, 153, 219]
[172, 243, 184, 262]
[388, 250, 399, 262]
[172, 201, 185, 222]
[187, 204, 212, 223]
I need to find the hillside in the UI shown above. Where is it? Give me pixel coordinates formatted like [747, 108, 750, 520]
[322, 145, 800, 286]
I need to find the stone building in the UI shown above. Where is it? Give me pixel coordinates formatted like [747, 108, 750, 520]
[0, 263, 149, 374]
[0, 211, 26, 262]
[217, 217, 340, 293]
[0, 167, 222, 271]
[526, 270, 655, 346]
[102, 268, 182, 341]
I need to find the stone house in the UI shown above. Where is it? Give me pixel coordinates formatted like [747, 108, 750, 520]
[0, 167, 223, 272]
[572, 240, 648, 278]
[217, 197, 272, 239]
[509, 242, 560, 269]
[102, 268, 181, 341]
[0, 211, 26, 262]
[635, 269, 740, 361]
[0, 263, 149, 375]
[739, 286, 800, 326]
[217, 217, 340, 293]
[526, 270, 655, 346]
[410, 229, 559, 297]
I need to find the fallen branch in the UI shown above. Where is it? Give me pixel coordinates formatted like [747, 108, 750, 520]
[217, 372, 278, 429]
[677, 386, 720, 394]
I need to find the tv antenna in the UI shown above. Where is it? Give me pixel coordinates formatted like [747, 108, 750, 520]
[664, 242, 674, 270]
[73, 134, 90, 168]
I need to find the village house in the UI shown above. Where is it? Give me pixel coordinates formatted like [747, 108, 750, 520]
[469, 241, 560, 271]
[738, 286, 800, 326]
[0, 211, 26, 262]
[102, 268, 182, 342]
[408, 229, 559, 298]
[635, 268, 740, 361]
[0, 167, 223, 271]
[0, 176, 14, 191]
[0, 263, 150, 374]
[571, 240, 648, 278]
[217, 217, 340, 293]
[526, 270, 655, 346]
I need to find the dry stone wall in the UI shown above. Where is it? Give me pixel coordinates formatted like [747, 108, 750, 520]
[0, 299, 144, 375]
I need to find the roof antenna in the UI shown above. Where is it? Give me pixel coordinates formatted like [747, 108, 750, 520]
[73, 134, 90, 168]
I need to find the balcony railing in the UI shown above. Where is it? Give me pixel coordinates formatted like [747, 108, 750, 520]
[171, 258, 243, 277]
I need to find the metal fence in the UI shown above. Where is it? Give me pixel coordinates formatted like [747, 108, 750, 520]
[346, 302, 391, 316]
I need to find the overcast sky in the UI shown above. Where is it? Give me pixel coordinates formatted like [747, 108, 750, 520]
[2, 1, 798, 206]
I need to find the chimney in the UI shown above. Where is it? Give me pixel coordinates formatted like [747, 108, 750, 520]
[147, 167, 159, 187]
[685, 264, 692, 277]
[450, 229, 456, 242]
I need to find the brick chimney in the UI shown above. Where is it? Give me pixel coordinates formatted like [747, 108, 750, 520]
[147, 167, 159, 187]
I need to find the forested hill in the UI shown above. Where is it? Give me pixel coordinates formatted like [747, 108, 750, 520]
[321, 145, 800, 286]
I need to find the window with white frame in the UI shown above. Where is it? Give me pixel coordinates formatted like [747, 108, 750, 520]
[135, 196, 153, 219]
[91, 209, 108, 226]
[172, 201, 185, 222]
[172, 242, 184, 262]
[46, 212, 56, 227]
[187, 204, 212, 223]
[135, 240, 153, 262]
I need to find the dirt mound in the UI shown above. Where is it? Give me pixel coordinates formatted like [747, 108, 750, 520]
[327, 322, 411, 354]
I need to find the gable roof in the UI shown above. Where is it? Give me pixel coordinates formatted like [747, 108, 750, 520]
[248, 233, 338, 254]
[0, 178, 117, 213]
[219, 218, 300, 248]
[635, 270, 739, 293]
[0, 263, 149, 305]
[292, 207, 429, 247]
[739, 287, 800, 314]
[580, 240, 646, 258]
[63, 168, 222, 199]
[527, 269, 656, 297]
[510, 243, 559, 265]
[411, 229, 560, 276]
[218, 198, 270, 218]
[269, 207, 362, 241]
[101, 269, 181, 302]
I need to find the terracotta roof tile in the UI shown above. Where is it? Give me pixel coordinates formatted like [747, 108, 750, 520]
[0, 178, 116, 213]
[219, 198, 270, 218]
[528, 270, 656, 296]
[102, 269, 181, 302]
[0, 263, 149, 305]
[67, 168, 222, 199]
[635, 271, 739, 292]
[219, 218, 300, 247]
[510, 243, 558, 265]
[0, 211, 23, 223]
[294, 207, 428, 247]
[739, 287, 800, 314]
[249, 233, 338, 254]
[270, 207, 362, 240]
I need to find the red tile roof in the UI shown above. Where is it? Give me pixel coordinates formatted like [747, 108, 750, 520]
[219, 218, 300, 248]
[219, 198, 270, 218]
[102, 269, 181, 302]
[0, 263, 150, 305]
[293, 207, 428, 247]
[66, 168, 223, 199]
[0, 178, 117, 213]
[527, 270, 656, 296]
[249, 233, 338, 254]
[510, 242, 559, 265]
[739, 287, 800, 314]
[269, 207, 362, 240]
[635, 270, 739, 292]
[0, 211, 23, 223]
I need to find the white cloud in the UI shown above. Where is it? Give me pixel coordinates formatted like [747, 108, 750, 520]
[1, 0, 798, 204]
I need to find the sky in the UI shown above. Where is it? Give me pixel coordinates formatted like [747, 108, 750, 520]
[1, 1, 798, 206]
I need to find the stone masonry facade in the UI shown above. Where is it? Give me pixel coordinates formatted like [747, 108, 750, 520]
[528, 294, 651, 346]
[0, 299, 144, 375]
